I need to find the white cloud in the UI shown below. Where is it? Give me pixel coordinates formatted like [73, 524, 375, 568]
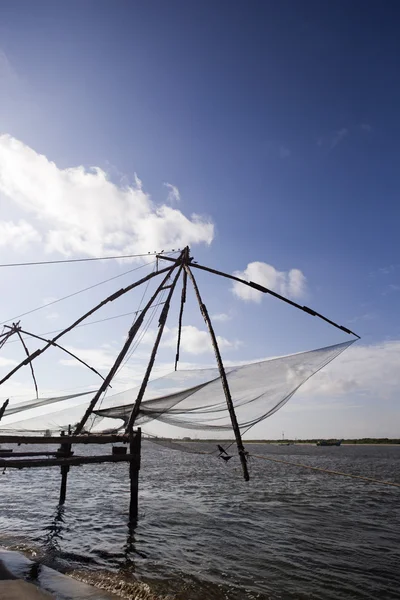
[300, 340, 400, 400]
[211, 313, 232, 322]
[60, 346, 117, 370]
[161, 325, 241, 355]
[45, 312, 59, 321]
[0, 219, 42, 250]
[330, 128, 348, 149]
[0, 135, 214, 257]
[231, 262, 307, 303]
[0, 357, 18, 368]
[164, 182, 181, 204]
[136, 324, 241, 355]
[360, 123, 372, 133]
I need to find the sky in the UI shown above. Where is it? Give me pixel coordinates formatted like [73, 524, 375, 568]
[0, 0, 399, 438]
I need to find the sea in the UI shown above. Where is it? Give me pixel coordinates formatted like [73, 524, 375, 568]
[0, 442, 399, 600]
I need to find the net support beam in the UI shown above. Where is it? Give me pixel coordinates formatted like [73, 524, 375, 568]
[74, 262, 180, 434]
[0, 399, 9, 422]
[126, 262, 184, 432]
[11, 326, 107, 384]
[184, 263, 250, 482]
[14, 326, 39, 399]
[0, 264, 174, 390]
[157, 254, 360, 339]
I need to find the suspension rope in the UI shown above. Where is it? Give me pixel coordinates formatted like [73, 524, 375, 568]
[0, 250, 180, 269]
[2, 303, 167, 344]
[250, 453, 400, 488]
[1, 260, 156, 326]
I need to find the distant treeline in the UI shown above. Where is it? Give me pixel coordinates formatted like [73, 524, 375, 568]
[260, 438, 400, 445]
[150, 437, 400, 444]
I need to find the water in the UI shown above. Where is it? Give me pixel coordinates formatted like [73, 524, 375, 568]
[1, 442, 399, 599]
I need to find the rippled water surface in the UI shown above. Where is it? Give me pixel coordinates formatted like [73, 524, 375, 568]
[1, 442, 399, 599]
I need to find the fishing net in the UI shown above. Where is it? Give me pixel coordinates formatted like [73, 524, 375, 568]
[0, 340, 354, 440]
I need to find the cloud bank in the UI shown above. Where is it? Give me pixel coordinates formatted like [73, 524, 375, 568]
[232, 261, 306, 302]
[0, 135, 214, 257]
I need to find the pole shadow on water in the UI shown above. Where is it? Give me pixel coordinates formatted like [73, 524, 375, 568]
[41, 505, 66, 560]
[26, 505, 66, 580]
[120, 515, 147, 576]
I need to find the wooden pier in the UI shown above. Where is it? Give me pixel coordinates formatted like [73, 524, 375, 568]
[0, 430, 141, 513]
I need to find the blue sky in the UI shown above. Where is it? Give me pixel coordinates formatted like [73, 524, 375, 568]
[0, 1, 399, 438]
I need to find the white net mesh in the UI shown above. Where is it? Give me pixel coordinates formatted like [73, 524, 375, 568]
[0, 340, 354, 439]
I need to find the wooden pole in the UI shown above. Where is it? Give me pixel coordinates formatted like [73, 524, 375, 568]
[0, 453, 140, 469]
[157, 255, 359, 339]
[129, 428, 141, 522]
[0, 264, 174, 389]
[0, 433, 131, 445]
[74, 262, 179, 434]
[58, 429, 72, 505]
[174, 267, 187, 370]
[12, 327, 107, 383]
[15, 327, 39, 399]
[125, 263, 183, 432]
[184, 264, 250, 482]
[0, 399, 9, 422]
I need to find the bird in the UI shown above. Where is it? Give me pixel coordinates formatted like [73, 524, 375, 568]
[220, 454, 232, 463]
[217, 444, 232, 463]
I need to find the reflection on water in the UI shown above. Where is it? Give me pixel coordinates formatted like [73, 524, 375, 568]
[0, 443, 400, 599]
[42, 506, 66, 559]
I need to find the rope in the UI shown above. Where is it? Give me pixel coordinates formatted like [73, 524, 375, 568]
[250, 453, 400, 488]
[2, 303, 166, 344]
[1, 260, 155, 325]
[0, 250, 180, 268]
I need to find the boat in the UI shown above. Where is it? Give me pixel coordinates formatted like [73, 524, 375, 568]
[316, 439, 343, 447]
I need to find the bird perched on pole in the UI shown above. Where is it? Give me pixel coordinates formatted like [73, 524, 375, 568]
[217, 444, 232, 462]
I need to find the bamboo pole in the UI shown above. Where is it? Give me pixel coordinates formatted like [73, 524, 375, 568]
[74, 262, 180, 434]
[0, 451, 60, 457]
[157, 255, 359, 339]
[184, 264, 250, 481]
[129, 427, 141, 521]
[0, 329, 15, 350]
[125, 263, 184, 432]
[0, 433, 131, 445]
[0, 264, 174, 389]
[174, 267, 187, 370]
[13, 327, 107, 383]
[0, 399, 9, 422]
[0, 453, 140, 469]
[58, 430, 72, 505]
[15, 327, 39, 399]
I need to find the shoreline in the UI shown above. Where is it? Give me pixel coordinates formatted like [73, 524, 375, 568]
[0, 548, 122, 600]
[160, 439, 400, 446]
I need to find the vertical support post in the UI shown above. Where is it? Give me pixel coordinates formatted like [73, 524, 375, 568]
[58, 427, 72, 505]
[59, 463, 69, 505]
[184, 264, 250, 482]
[129, 428, 141, 522]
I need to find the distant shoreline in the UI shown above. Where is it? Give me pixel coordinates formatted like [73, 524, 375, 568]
[149, 438, 400, 445]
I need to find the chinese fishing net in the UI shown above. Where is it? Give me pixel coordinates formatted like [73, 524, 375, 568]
[0, 340, 354, 452]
